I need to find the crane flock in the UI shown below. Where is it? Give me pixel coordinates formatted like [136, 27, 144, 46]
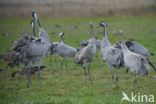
[0, 11, 155, 88]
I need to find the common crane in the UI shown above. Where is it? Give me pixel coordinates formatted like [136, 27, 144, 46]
[0, 11, 51, 70]
[126, 40, 156, 71]
[12, 66, 46, 88]
[113, 30, 156, 72]
[80, 37, 101, 49]
[0, 24, 36, 68]
[120, 40, 149, 87]
[80, 23, 101, 63]
[52, 32, 77, 73]
[100, 22, 124, 87]
[74, 22, 97, 80]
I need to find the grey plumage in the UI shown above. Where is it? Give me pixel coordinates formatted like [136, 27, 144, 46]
[75, 22, 97, 78]
[75, 38, 96, 75]
[126, 40, 151, 58]
[12, 66, 46, 88]
[126, 40, 156, 71]
[80, 37, 101, 49]
[100, 22, 124, 86]
[80, 40, 88, 47]
[79, 24, 101, 64]
[120, 41, 149, 87]
[0, 12, 51, 69]
[80, 22, 101, 49]
[56, 33, 77, 58]
[52, 32, 77, 73]
[0, 35, 34, 68]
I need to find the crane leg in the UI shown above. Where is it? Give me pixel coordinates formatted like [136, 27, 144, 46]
[109, 69, 114, 87]
[54, 55, 58, 69]
[133, 74, 137, 88]
[61, 58, 64, 73]
[60, 58, 68, 75]
[37, 71, 41, 79]
[5, 65, 9, 70]
[96, 54, 99, 63]
[48, 56, 52, 66]
[65, 60, 68, 74]
[60, 59, 63, 72]
[27, 79, 30, 88]
[18, 79, 21, 87]
[88, 64, 93, 84]
[82, 63, 92, 84]
[108, 64, 114, 86]
[87, 65, 90, 75]
[37, 59, 42, 79]
[82, 64, 88, 82]
[114, 69, 119, 88]
[125, 68, 129, 79]
[27, 78, 32, 88]
[83, 67, 87, 82]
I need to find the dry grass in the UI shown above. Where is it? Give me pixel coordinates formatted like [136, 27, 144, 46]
[0, 0, 155, 18]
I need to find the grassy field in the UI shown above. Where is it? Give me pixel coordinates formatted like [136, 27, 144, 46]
[0, 15, 156, 104]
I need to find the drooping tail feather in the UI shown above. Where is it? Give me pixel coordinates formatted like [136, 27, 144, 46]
[7, 57, 21, 68]
[148, 60, 156, 72]
[140, 58, 148, 76]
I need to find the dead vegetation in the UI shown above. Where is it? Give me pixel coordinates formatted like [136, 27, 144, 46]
[0, 0, 155, 18]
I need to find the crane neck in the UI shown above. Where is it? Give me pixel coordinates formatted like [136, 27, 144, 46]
[31, 20, 36, 36]
[103, 26, 107, 37]
[89, 25, 94, 38]
[32, 26, 36, 36]
[102, 26, 111, 47]
[60, 35, 64, 43]
[121, 41, 129, 53]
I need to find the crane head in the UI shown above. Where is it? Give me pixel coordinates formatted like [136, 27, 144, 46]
[125, 40, 134, 48]
[99, 22, 108, 27]
[32, 11, 38, 21]
[59, 32, 64, 37]
[49, 42, 58, 54]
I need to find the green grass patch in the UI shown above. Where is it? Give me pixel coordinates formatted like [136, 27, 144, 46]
[0, 16, 156, 104]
